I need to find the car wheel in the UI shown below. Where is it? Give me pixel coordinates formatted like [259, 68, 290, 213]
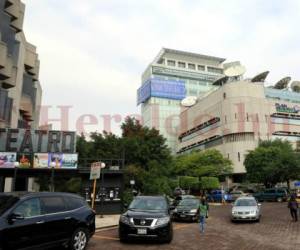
[162, 228, 173, 244]
[119, 234, 129, 243]
[69, 228, 89, 250]
[277, 197, 283, 202]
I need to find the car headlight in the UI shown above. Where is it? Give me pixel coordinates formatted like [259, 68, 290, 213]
[120, 215, 131, 225]
[250, 211, 256, 215]
[190, 209, 197, 213]
[232, 211, 237, 215]
[156, 217, 170, 226]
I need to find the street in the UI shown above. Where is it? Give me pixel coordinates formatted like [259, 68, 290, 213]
[88, 203, 300, 250]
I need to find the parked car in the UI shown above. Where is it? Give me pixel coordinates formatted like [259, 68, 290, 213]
[119, 196, 173, 243]
[253, 188, 289, 202]
[0, 192, 95, 250]
[230, 190, 248, 201]
[231, 196, 261, 222]
[171, 195, 196, 208]
[172, 198, 200, 222]
[207, 190, 233, 203]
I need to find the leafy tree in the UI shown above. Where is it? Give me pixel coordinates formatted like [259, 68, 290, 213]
[200, 177, 220, 190]
[121, 117, 172, 169]
[174, 149, 233, 178]
[179, 176, 199, 190]
[244, 139, 300, 188]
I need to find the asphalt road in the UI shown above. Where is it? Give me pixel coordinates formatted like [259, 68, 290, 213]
[87, 203, 300, 250]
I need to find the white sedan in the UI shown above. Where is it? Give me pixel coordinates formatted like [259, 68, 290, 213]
[231, 197, 261, 222]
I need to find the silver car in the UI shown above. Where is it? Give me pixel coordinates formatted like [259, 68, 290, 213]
[231, 197, 261, 222]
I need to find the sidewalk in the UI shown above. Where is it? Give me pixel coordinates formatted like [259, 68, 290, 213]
[95, 214, 120, 229]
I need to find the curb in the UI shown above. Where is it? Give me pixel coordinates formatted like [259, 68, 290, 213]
[95, 225, 118, 232]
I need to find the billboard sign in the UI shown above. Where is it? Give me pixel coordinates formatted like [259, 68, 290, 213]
[0, 152, 16, 168]
[34, 153, 49, 168]
[275, 103, 300, 114]
[137, 78, 186, 105]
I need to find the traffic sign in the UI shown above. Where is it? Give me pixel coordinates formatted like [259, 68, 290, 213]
[90, 162, 101, 180]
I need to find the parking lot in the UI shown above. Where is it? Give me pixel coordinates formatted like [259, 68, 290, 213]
[88, 203, 300, 250]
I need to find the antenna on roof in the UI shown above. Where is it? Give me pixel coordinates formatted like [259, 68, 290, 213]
[181, 96, 197, 107]
[212, 76, 229, 86]
[291, 81, 300, 93]
[251, 71, 269, 83]
[274, 77, 291, 89]
[224, 63, 246, 81]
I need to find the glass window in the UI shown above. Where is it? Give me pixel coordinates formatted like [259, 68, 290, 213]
[41, 197, 66, 214]
[0, 195, 19, 216]
[167, 60, 175, 66]
[129, 198, 167, 211]
[178, 61, 186, 68]
[207, 67, 223, 74]
[65, 197, 87, 210]
[188, 63, 195, 70]
[13, 198, 42, 218]
[235, 199, 257, 206]
[198, 65, 205, 71]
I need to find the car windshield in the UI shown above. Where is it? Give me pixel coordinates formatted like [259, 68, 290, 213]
[178, 199, 199, 207]
[235, 199, 257, 206]
[129, 198, 167, 211]
[0, 195, 19, 216]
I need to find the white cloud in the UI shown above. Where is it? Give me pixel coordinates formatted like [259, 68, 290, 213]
[22, 0, 300, 133]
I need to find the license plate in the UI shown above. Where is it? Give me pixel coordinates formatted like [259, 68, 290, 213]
[180, 215, 186, 218]
[137, 228, 147, 235]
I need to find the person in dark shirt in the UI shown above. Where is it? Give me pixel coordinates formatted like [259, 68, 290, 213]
[288, 195, 299, 222]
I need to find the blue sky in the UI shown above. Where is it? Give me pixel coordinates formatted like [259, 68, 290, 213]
[22, 0, 300, 134]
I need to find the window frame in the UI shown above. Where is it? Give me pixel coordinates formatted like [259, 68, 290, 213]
[12, 197, 42, 219]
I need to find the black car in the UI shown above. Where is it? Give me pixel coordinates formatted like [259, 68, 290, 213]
[172, 198, 200, 222]
[119, 196, 173, 243]
[0, 192, 95, 250]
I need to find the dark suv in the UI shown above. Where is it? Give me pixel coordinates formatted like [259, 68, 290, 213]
[119, 196, 173, 243]
[0, 192, 95, 250]
[254, 188, 289, 202]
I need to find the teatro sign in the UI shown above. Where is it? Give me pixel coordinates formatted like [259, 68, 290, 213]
[0, 128, 76, 153]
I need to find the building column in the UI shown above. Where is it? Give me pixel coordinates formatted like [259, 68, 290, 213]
[4, 177, 13, 192]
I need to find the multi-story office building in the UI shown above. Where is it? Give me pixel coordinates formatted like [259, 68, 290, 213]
[177, 76, 300, 181]
[0, 0, 42, 129]
[137, 48, 226, 153]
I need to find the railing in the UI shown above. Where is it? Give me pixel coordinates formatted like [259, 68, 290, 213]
[77, 158, 125, 173]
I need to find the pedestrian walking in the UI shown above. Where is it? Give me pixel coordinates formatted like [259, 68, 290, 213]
[288, 195, 298, 222]
[199, 198, 208, 233]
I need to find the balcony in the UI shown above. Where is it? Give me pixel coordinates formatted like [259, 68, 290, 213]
[24, 45, 38, 69]
[0, 56, 12, 80]
[2, 66, 17, 89]
[0, 42, 8, 69]
[4, 0, 20, 20]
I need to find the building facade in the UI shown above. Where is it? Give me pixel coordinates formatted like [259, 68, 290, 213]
[0, 0, 42, 130]
[137, 48, 225, 153]
[177, 79, 300, 181]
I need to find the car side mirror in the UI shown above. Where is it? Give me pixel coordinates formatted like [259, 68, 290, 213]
[8, 213, 24, 223]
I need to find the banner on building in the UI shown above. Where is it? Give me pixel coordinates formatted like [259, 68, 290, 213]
[0, 152, 16, 168]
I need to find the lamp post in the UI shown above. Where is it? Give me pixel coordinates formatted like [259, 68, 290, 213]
[99, 162, 106, 218]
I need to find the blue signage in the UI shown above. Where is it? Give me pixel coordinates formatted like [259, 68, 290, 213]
[295, 181, 300, 187]
[137, 78, 186, 105]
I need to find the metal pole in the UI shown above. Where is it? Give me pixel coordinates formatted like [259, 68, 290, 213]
[91, 179, 97, 210]
[100, 169, 104, 218]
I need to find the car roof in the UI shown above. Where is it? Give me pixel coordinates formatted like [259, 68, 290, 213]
[236, 196, 256, 200]
[0, 192, 83, 200]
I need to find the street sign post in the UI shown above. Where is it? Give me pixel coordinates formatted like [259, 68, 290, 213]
[90, 162, 105, 210]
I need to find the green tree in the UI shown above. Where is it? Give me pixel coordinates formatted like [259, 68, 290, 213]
[244, 139, 300, 188]
[200, 177, 220, 190]
[174, 149, 233, 178]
